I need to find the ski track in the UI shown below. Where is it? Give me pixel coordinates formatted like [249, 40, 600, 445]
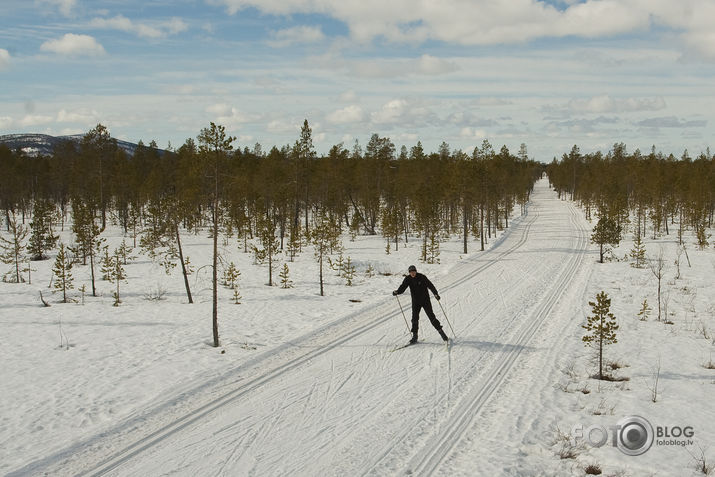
[14, 180, 594, 477]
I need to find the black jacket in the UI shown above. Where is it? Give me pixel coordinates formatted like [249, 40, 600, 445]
[396, 273, 439, 304]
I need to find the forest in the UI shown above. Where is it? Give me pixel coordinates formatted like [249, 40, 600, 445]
[0, 121, 542, 346]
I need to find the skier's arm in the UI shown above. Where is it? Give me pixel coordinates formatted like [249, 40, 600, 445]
[425, 276, 440, 300]
[394, 276, 409, 295]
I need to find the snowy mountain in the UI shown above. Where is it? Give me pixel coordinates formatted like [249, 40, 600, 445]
[0, 133, 165, 157]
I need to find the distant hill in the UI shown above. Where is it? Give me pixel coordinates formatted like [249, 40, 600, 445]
[0, 133, 166, 157]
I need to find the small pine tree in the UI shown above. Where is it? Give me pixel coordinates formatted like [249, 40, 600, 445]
[279, 263, 293, 289]
[365, 264, 375, 278]
[582, 291, 619, 380]
[118, 239, 135, 265]
[223, 262, 240, 289]
[232, 287, 242, 304]
[330, 253, 345, 276]
[100, 246, 112, 280]
[591, 213, 622, 263]
[27, 199, 59, 261]
[637, 299, 651, 321]
[630, 234, 646, 268]
[108, 248, 126, 306]
[0, 213, 28, 283]
[342, 256, 356, 286]
[52, 243, 74, 303]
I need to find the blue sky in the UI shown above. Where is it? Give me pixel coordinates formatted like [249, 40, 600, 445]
[1, 0, 714, 161]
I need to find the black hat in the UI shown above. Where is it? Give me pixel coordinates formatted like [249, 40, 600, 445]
[408, 265, 417, 272]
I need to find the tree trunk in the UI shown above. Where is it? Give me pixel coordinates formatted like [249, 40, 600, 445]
[176, 225, 193, 304]
[212, 170, 220, 347]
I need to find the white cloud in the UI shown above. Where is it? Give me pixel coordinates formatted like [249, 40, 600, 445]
[543, 95, 667, 117]
[0, 49, 10, 70]
[318, 54, 458, 79]
[37, 0, 76, 17]
[56, 108, 99, 124]
[338, 90, 358, 102]
[40, 34, 106, 56]
[18, 114, 54, 127]
[268, 26, 325, 47]
[213, 0, 715, 61]
[90, 15, 188, 39]
[326, 105, 364, 124]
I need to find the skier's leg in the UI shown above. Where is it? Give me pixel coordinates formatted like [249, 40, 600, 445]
[411, 302, 421, 333]
[425, 299, 448, 341]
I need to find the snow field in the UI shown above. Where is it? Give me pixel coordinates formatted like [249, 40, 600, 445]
[1, 191, 518, 475]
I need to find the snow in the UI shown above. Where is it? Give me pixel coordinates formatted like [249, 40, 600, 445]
[1, 178, 713, 476]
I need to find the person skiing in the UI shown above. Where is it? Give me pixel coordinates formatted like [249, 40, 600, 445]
[393, 265, 449, 344]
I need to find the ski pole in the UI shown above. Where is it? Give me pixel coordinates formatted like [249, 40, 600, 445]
[395, 294, 411, 333]
[437, 299, 456, 339]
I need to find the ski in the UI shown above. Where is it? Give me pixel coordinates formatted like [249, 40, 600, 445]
[390, 340, 420, 352]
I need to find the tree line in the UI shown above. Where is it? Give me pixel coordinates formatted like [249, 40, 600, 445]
[1, 120, 542, 346]
[547, 143, 714, 253]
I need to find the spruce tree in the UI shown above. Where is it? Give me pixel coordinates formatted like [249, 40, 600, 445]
[52, 243, 74, 303]
[279, 263, 293, 289]
[27, 199, 58, 260]
[582, 291, 619, 380]
[0, 213, 28, 283]
[108, 248, 126, 306]
[630, 234, 646, 268]
[591, 213, 622, 263]
[310, 214, 342, 296]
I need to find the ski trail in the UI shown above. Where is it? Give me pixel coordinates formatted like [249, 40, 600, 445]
[14, 180, 594, 477]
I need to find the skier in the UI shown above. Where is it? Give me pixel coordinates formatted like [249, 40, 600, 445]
[392, 265, 449, 344]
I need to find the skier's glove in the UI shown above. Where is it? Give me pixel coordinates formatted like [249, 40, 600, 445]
[435, 295, 441, 301]
[392, 290, 398, 296]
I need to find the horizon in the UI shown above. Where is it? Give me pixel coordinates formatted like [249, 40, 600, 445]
[1, 1, 714, 161]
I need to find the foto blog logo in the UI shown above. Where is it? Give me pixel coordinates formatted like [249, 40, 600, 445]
[572, 415, 654, 456]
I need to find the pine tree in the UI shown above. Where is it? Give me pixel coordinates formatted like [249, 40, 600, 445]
[279, 263, 293, 289]
[27, 199, 59, 260]
[630, 234, 646, 268]
[310, 214, 342, 296]
[108, 247, 126, 306]
[100, 246, 112, 280]
[582, 291, 619, 380]
[0, 213, 28, 283]
[232, 287, 242, 304]
[591, 213, 622, 263]
[223, 262, 240, 289]
[52, 243, 74, 303]
[342, 256, 356, 286]
[637, 299, 651, 321]
[72, 200, 103, 297]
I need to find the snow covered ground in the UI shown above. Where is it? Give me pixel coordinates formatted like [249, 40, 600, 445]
[2, 179, 713, 476]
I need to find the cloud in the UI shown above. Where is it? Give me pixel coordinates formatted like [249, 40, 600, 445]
[568, 95, 666, 114]
[326, 105, 365, 124]
[56, 108, 100, 124]
[37, 0, 76, 17]
[268, 26, 325, 47]
[370, 98, 438, 128]
[543, 95, 667, 118]
[319, 54, 458, 79]
[0, 49, 10, 70]
[40, 34, 106, 56]
[213, 0, 650, 45]
[636, 116, 708, 128]
[205, 103, 254, 127]
[212, 0, 715, 62]
[90, 15, 188, 39]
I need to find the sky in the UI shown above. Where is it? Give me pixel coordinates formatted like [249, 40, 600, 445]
[0, 0, 714, 161]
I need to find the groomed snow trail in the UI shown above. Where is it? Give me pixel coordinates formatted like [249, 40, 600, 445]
[20, 179, 593, 476]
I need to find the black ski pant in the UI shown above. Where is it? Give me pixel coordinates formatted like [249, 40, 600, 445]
[411, 298, 442, 333]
